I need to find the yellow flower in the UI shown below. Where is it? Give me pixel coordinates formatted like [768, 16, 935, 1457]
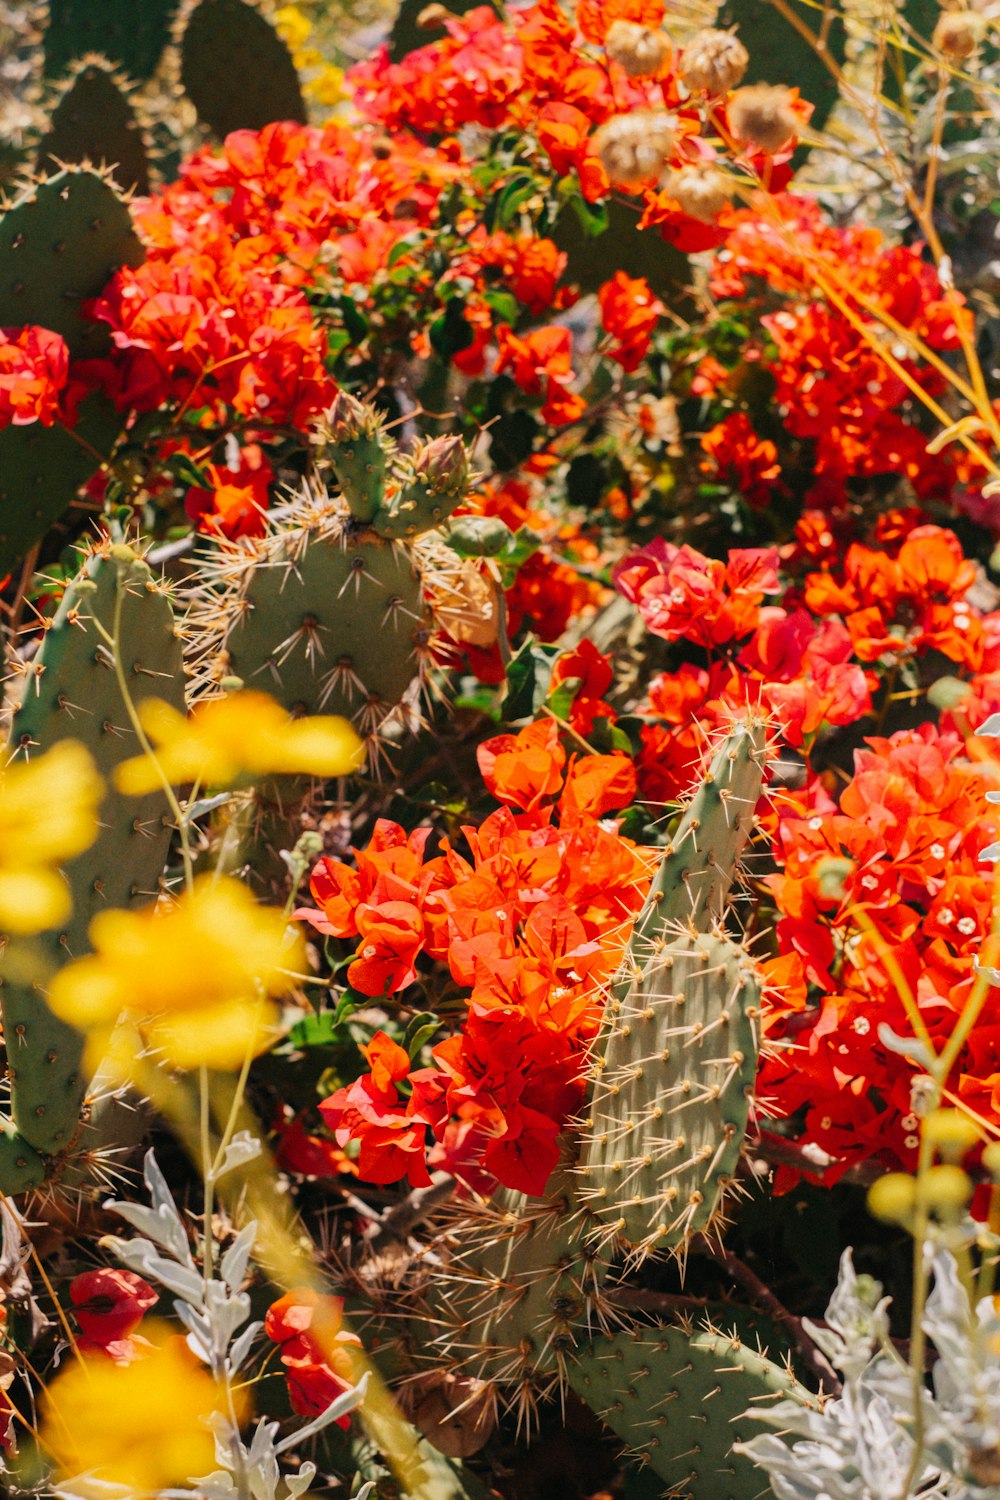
[114, 690, 365, 796]
[0, 742, 102, 934]
[275, 3, 312, 51]
[307, 63, 345, 107]
[47, 876, 306, 1071]
[40, 1326, 248, 1490]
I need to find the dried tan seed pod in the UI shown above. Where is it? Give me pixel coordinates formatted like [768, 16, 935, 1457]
[416, 3, 452, 28]
[667, 164, 732, 223]
[605, 19, 671, 77]
[592, 109, 677, 188]
[680, 28, 748, 95]
[728, 83, 800, 153]
[932, 8, 980, 60]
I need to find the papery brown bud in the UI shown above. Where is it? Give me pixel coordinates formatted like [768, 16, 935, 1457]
[680, 28, 748, 94]
[667, 164, 731, 222]
[728, 83, 800, 153]
[605, 19, 671, 77]
[416, 3, 452, 28]
[592, 110, 677, 189]
[933, 8, 980, 61]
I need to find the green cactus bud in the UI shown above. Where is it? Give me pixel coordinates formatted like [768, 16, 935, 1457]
[318, 393, 393, 525]
[444, 515, 513, 559]
[567, 1325, 810, 1498]
[373, 435, 473, 541]
[1, 540, 185, 1176]
[176, 0, 306, 139]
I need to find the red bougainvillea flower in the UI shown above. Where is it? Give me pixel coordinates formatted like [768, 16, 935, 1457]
[0, 325, 72, 428]
[69, 1269, 158, 1360]
[320, 1031, 440, 1188]
[477, 718, 567, 811]
[699, 412, 783, 509]
[273, 1106, 360, 1179]
[299, 727, 654, 1196]
[598, 272, 663, 371]
[264, 1288, 362, 1423]
[185, 444, 274, 539]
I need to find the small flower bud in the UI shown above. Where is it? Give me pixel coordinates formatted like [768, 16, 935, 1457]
[933, 8, 980, 61]
[680, 28, 748, 94]
[666, 164, 731, 222]
[868, 1171, 917, 1225]
[728, 83, 800, 153]
[605, 20, 671, 77]
[320, 390, 378, 443]
[921, 1163, 974, 1215]
[813, 855, 853, 902]
[416, 3, 452, 28]
[982, 1141, 1000, 1180]
[923, 1108, 981, 1162]
[593, 110, 677, 189]
[411, 433, 471, 496]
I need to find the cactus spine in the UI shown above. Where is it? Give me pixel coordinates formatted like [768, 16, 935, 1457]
[0, 540, 186, 1191]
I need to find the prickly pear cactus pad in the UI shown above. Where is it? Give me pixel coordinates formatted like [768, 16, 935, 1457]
[37, 58, 151, 192]
[580, 933, 761, 1263]
[567, 1326, 809, 1499]
[0, 392, 122, 580]
[0, 166, 142, 573]
[177, 0, 306, 139]
[185, 484, 439, 754]
[2, 541, 186, 1163]
[43, 0, 179, 81]
[0, 165, 144, 358]
[421, 1169, 612, 1427]
[578, 720, 767, 1263]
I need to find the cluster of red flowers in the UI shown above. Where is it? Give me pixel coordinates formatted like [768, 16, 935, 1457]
[760, 724, 1000, 1185]
[611, 513, 1000, 1180]
[264, 1289, 361, 1423]
[347, 0, 801, 254]
[297, 721, 651, 1195]
[613, 536, 872, 803]
[709, 194, 971, 510]
[0, 325, 75, 431]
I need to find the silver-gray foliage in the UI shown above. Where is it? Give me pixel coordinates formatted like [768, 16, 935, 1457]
[737, 1247, 1000, 1500]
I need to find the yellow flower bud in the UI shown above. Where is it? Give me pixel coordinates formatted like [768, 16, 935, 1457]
[868, 1172, 917, 1225]
[921, 1164, 974, 1215]
[923, 1108, 981, 1162]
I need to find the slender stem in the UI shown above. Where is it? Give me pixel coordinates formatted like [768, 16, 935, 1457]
[200, 1064, 214, 1292]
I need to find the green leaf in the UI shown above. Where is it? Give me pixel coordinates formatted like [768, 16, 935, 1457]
[503, 637, 560, 720]
[403, 1010, 441, 1059]
[430, 297, 476, 358]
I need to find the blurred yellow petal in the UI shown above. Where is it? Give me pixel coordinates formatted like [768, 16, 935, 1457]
[145, 995, 279, 1070]
[114, 691, 364, 794]
[49, 876, 304, 1072]
[0, 741, 102, 866]
[40, 1326, 247, 1491]
[0, 868, 70, 934]
[0, 743, 102, 933]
